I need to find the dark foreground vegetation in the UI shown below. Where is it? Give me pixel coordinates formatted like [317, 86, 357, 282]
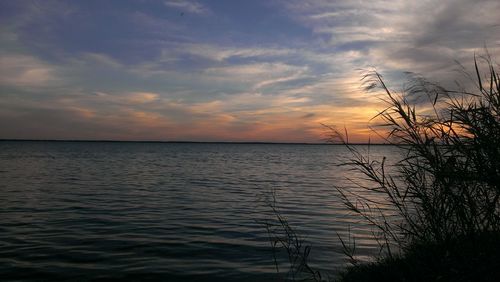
[266, 53, 500, 281]
[338, 232, 500, 282]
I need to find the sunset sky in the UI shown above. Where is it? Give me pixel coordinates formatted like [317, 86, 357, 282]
[1, 0, 499, 142]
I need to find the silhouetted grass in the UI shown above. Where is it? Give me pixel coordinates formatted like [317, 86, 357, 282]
[266, 53, 500, 281]
[261, 190, 322, 281]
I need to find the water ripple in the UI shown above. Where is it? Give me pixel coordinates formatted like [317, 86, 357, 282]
[0, 141, 401, 280]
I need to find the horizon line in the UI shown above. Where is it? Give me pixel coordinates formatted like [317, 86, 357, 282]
[0, 138, 391, 145]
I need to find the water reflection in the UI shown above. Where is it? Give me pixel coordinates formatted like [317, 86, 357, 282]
[0, 141, 402, 280]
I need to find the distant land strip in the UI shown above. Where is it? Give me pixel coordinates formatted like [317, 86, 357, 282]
[0, 139, 391, 145]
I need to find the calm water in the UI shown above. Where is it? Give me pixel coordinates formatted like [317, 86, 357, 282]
[0, 141, 401, 281]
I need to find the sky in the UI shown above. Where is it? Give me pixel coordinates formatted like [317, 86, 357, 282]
[1, 0, 499, 142]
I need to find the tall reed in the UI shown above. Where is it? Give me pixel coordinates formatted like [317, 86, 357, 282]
[333, 53, 500, 253]
[266, 53, 500, 281]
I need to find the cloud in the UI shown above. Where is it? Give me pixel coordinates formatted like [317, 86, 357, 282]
[161, 43, 292, 62]
[204, 62, 304, 77]
[280, 0, 500, 76]
[252, 71, 310, 90]
[163, 0, 210, 14]
[79, 53, 123, 68]
[0, 54, 59, 88]
[126, 92, 160, 104]
[1, 1, 499, 142]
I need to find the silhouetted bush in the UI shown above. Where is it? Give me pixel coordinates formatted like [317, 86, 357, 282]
[333, 53, 500, 252]
[267, 53, 500, 281]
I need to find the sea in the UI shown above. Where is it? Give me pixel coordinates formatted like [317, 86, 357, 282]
[0, 141, 402, 281]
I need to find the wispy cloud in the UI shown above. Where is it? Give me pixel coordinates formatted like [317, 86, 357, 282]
[163, 0, 210, 14]
[0, 55, 60, 88]
[1, 1, 499, 142]
[280, 0, 500, 76]
[160, 43, 292, 62]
